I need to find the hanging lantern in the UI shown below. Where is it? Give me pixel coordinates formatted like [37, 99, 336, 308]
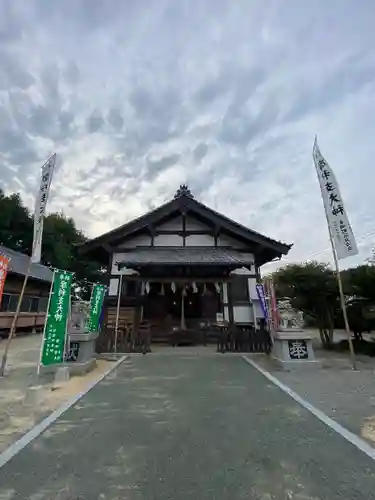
[145, 281, 150, 294]
[160, 283, 165, 296]
[192, 282, 198, 293]
[215, 282, 220, 293]
[171, 282, 176, 293]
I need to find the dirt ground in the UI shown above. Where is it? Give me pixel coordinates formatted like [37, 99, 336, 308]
[0, 334, 115, 454]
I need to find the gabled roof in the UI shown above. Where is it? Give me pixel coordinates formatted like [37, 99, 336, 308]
[0, 245, 53, 282]
[78, 185, 292, 265]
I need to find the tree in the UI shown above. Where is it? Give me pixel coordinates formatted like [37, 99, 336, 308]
[0, 190, 33, 253]
[273, 262, 339, 347]
[42, 213, 106, 299]
[340, 264, 375, 338]
[0, 187, 105, 299]
[341, 265, 375, 302]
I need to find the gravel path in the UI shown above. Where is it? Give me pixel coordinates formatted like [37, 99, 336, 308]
[1, 353, 375, 499]
[0, 335, 113, 453]
[253, 351, 375, 447]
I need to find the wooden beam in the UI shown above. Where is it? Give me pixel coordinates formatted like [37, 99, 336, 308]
[118, 276, 230, 282]
[182, 212, 186, 247]
[149, 224, 155, 247]
[102, 243, 114, 254]
[154, 229, 216, 236]
[214, 225, 220, 247]
[227, 280, 234, 326]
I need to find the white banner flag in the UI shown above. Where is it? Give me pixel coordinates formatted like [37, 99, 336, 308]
[313, 138, 358, 260]
[31, 154, 56, 263]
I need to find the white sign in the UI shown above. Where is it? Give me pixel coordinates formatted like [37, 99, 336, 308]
[216, 312, 224, 323]
[31, 154, 56, 263]
[313, 138, 358, 260]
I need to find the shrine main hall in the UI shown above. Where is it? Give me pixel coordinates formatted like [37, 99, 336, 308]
[79, 185, 291, 350]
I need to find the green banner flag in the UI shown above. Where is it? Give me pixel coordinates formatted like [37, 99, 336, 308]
[87, 284, 106, 332]
[41, 270, 73, 366]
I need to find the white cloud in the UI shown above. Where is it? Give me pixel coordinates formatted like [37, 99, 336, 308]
[1, 0, 375, 271]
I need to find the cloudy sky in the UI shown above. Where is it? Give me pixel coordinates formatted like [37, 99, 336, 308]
[1, 0, 374, 272]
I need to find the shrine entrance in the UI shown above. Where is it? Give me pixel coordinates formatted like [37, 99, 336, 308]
[141, 280, 223, 344]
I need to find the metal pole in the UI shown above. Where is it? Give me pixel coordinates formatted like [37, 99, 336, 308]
[37, 270, 56, 375]
[0, 259, 32, 376]
[114, 274, 123, 353]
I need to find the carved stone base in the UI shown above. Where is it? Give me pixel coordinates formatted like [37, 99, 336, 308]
[272, 329, 321, 370]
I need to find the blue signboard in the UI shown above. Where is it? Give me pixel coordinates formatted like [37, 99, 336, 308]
[256, 284, 268, 319]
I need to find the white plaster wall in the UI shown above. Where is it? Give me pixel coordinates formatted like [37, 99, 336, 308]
[154, 234, 183, 246]
[108, 278, 119, 296]
[117, 234, 151, 248]
[217, 234, 247, 249]
[248, 277, 259, 300]
[185, 217, 209, 231]
[185, 234, 215, 246]
[252, 300, 265, 321]
[156, 216, 183, 230]
[222, 283, 228, 303]
[233, 305, 255, 323]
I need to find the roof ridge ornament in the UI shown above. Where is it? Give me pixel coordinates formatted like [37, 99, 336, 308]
[174, 184, 194, 199]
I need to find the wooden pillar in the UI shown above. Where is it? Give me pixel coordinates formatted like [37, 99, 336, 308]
[227, 279, 234, 326]
[180, 285, 186, 329]
[222, 282, 229, 322]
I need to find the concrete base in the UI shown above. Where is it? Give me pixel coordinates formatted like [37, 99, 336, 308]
[272, 329, 320, 369]
[23, 385, 45, 406]
[68, 358, 97, 376]
[66, 332, 98, 364]
[96, 352, 124, 361]
[39, 358, 97, 377]
[273, 358, 322, 371]
[54, 366, 70, 385]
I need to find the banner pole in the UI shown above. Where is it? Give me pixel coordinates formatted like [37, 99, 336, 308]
[86, 283, 95, 332]
[63, 287, 72, 364]
[324, 211, 356, 370]
[313, 137, 356, 369]
[0, 259, 32, 377]
[114, 274, 123, 353]
[37, 270, 56, 375]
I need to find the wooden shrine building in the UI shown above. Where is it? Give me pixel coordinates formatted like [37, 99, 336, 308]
[78, 185, 292, 350]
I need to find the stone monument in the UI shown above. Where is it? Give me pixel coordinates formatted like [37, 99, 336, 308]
[65, 301, 98, 375]
[271, 299, 319, 369]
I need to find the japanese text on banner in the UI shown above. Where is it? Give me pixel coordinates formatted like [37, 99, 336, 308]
[256, 284, 268, 320]
[32, 154, 56, 264]
[313, 138, 358, 260]
[86, 284, 106, 332]
[41, 270, 73, 366]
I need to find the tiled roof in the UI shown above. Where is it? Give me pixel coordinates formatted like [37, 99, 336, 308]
[116, 247, 253, 267]
[78, 188, 292, 265]
[0, 245, 53, 282]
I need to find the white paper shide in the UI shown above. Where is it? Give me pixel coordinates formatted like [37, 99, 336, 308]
[32, 154, 56, 263]
[313, 138, 358, 260]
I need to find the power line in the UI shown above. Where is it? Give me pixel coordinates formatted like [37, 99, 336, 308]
[281, 228, 375, 263]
